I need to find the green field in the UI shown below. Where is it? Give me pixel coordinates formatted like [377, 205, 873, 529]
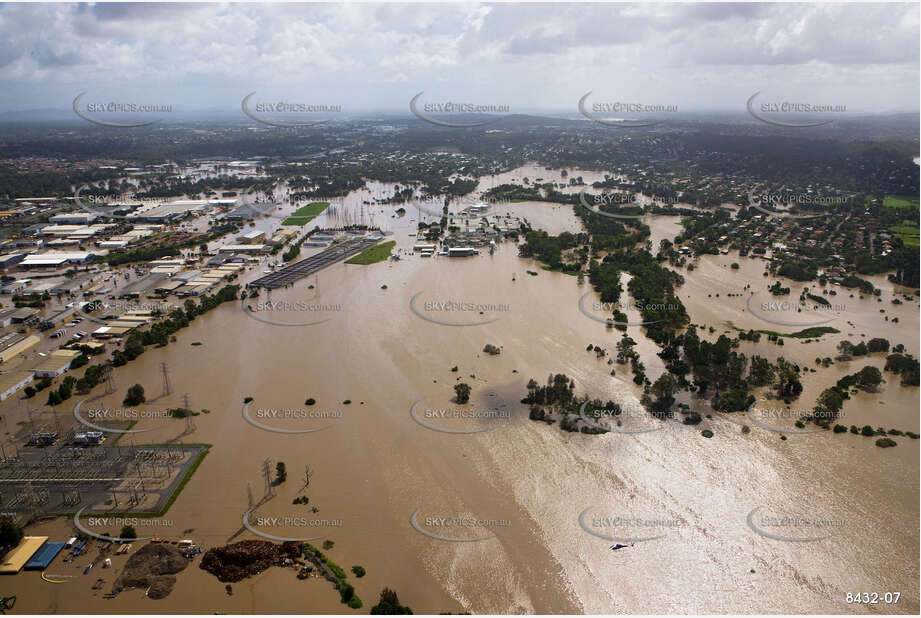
[891, 223, 920, 247]
[345, 240, 396, 265]
[881, 196, 919, 247]
[883, 195, 920, 211]
[283, 201, 329, 226]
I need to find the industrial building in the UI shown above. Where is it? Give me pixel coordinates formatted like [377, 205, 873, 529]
[49, 212, 99, 225]
[0, 536, 48, 574]
[19, 252, 95, 268]
[0, 335, 40, 365]
[117, 273, 170, 298]
[237, 229, 266, 244]
[0, 370, 34, 401]
[0, 279, 29, 295]
[24, 541, 66, 570]
[217, 244, 269, 254]
[31, 349, 81, 379]
[0, 252, 26, 270]
[9, 308, 39, 324]
[226, 202, 276, 219]
[447, 247, 479, 257]
[91, 325, 133, 339]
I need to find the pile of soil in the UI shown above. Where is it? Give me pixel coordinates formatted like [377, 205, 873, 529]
[199, 540, 301, 582]
[112, 543, 189, 600]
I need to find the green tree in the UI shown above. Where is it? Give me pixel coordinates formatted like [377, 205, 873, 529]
[853, 366, 883, 391]
[648, 373, 678, 417]
[0, 516, 23, 548]
[371, 588, 413, 615]
[454, 383, 471, 404]
[120, 525, 137, 539]
[747, 355, 775, 386]
[275, 461, 287, 484]
[123, 384, 146, 406]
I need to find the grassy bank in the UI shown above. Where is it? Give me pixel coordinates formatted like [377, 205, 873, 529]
[345, 240, 395, 265]
[283, 202, 329, 226]
[731, 324, 840, 339]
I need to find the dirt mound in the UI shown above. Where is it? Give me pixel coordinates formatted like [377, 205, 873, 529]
[200, 540, 301, 583]
[112, 543, 189, 599]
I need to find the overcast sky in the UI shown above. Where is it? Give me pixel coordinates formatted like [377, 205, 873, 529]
[0, 2, 917, 115]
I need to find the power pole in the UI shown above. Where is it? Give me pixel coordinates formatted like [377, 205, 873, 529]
[103, 365, 116, 394]
[262, 458, 273, 499]
[160, 362, 172, 397]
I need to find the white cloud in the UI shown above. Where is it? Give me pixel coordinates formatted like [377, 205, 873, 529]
[0, 2, 915, 113]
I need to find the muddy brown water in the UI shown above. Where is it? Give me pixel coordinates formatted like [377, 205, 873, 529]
[3, 193, 918, 614]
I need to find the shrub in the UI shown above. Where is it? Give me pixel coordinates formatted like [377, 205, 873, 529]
[123, 384, 145, 406]
[875, 437, 897, 448]
[454, 383, 471, 404]
[351, 565, 366, 578]
[701, 429, 714, 438]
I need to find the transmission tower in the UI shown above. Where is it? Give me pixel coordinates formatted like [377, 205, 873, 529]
[182, 394, 196, 434]
[102, 365, 116, 394]
[160, 362, 172, 397]
[261, 458, 274, 499]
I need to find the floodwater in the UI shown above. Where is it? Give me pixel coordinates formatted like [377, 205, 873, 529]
[3, 181, 918, 614]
